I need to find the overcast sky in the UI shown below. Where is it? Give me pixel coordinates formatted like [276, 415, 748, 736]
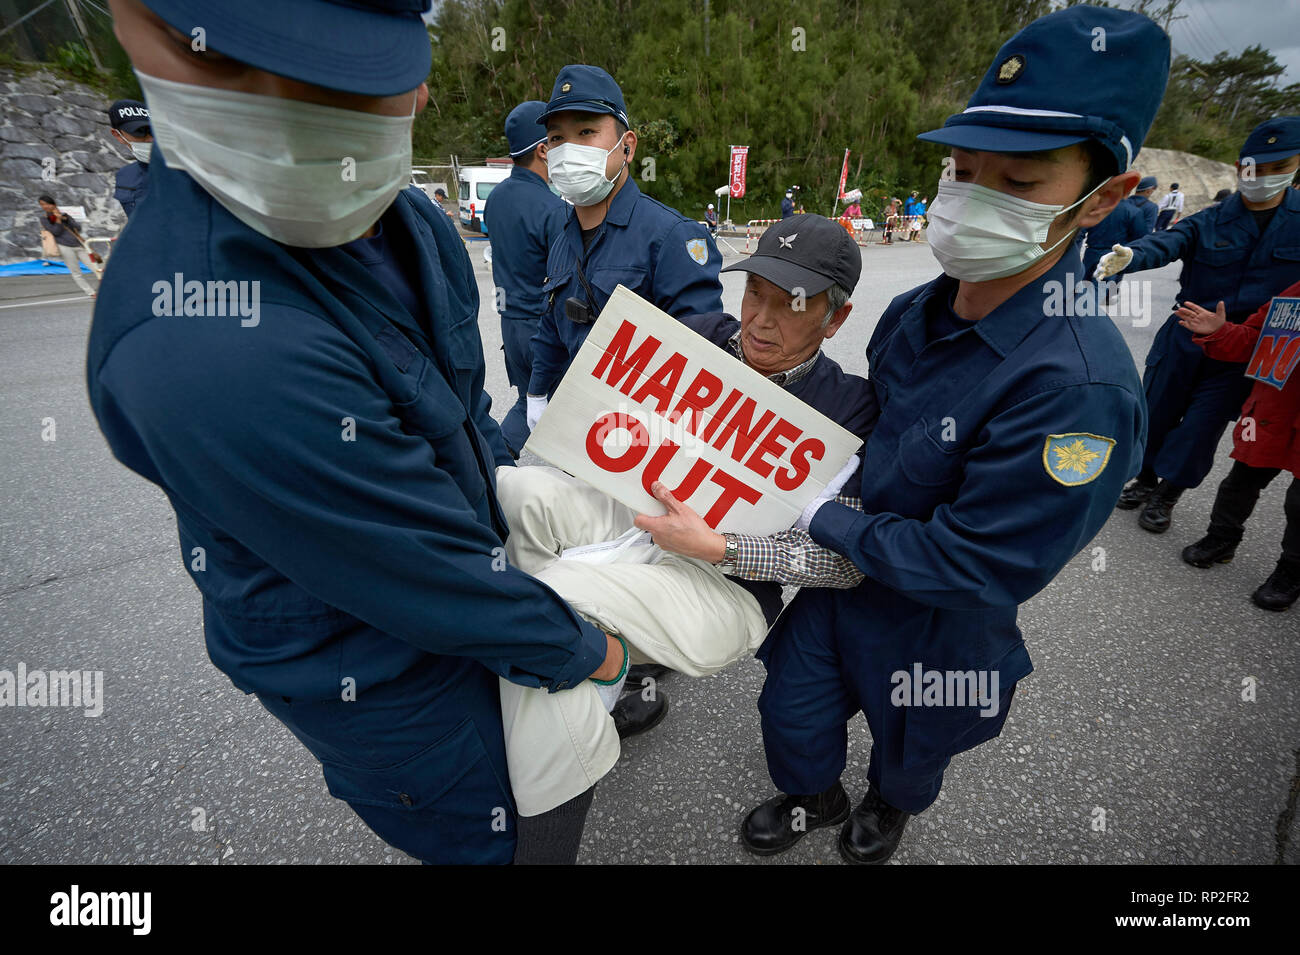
[1122, 0, 1300, 83]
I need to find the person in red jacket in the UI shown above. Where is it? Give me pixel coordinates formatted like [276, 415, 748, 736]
[1176, 280, 1300, 611]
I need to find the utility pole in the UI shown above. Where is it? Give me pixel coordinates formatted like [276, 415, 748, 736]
[62, 0, 104, 71]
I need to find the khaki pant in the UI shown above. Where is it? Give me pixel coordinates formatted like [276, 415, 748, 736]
[58, 245, 100, 296]
[496, 465, 769, 815]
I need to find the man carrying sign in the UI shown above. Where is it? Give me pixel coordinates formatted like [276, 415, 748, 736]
[741, 6, 1166, 864]
[1176, 283, 1300, 611]
[496, 215, 875, 820]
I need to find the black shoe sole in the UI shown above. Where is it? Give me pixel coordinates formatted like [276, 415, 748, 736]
[1182, 552, 1235, 569]
[837, 833, 902, 866]
[1251, 595, 1297, 612]
[1114, 499, 1145, 511]
[1138, 517, 1171, 534]
[739, 801, 851, 857]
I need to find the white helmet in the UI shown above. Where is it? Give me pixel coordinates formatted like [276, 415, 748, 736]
[707, 203, 714, 209]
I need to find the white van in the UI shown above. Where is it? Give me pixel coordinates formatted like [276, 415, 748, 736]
[458, 165, 511, 234]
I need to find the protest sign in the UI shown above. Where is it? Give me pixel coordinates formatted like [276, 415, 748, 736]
[1245, 296, 1300, 390]
[524, 286, 863, 536]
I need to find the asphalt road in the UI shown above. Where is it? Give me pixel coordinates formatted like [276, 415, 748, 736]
[1, 239, 1296, 865]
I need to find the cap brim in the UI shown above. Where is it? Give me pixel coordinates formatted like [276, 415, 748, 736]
[1241, 147, 1300, 164]
[538, 100, 626, 125]
[141, 0, 431, 96]
[115, 119, 151, 135]
[722, 255, 835, 297]
[916, 124, 1089, 155]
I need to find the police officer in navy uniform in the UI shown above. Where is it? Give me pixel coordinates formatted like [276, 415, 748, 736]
[781, 189, 796, 220]
[522, 64, 723, 737]
[89, 0, 627, 865]
[1099, 116, 1300, 533]
[741, 6, 1168, 864]
[524, 66, 722, 431]
[1128, 175, 1159, 233]
[108, 99, 152, 218]
[484, 101, 568, 458]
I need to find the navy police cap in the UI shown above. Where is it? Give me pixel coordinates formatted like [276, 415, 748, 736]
[1240, 117, 1300, 165]
[1136, 175, 1157, 191]
[139, 0, 432, 97]
[109, 100, 150, 135]
[506, 101, 548, 156]
[538, 65, 630, 128]
[917, 6, 1170, 175]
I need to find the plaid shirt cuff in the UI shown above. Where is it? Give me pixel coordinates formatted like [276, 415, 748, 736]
[729, 495, 863, 588]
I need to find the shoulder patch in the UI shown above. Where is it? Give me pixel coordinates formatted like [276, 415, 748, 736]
[1043, 433, 1114, 486]
[685, 237, 707, 265]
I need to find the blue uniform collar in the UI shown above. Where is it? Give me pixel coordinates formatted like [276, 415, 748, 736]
[509, 164, 549, 190]
[1214, 186, 1300, 231]
[602, 174, 641, 228]
[902, 240, 1086, 359]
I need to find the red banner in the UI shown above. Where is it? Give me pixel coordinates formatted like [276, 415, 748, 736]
[729, 145, 748, 199]
[837, 148, 850, 199]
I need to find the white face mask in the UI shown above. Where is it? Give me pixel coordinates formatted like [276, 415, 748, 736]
[926, 177, 1105, 282]
[1237, 169, 1295, 203]
[136, 70, 415, 248]
[547, 133, 628, 206]
[125, 139, 152, 163]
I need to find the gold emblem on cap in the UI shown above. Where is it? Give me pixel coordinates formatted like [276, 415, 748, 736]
[1267, 135, 1278, 144]
[997, 55, 1025, 84]
[561, 82, 572, 93]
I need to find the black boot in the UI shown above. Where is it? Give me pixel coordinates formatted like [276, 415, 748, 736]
[1138, 480, 1184, 533]
[740, 780, 851, 856]
[1252, 560, 1300, 611]
[612, 690, 668, 740]
[838, 783, 912, 865]
[1116, 477, 1157, 510]
[1181, 535, 1237, 568]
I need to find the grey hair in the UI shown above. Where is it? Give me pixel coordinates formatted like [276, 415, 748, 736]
[821, 283, 851, 328]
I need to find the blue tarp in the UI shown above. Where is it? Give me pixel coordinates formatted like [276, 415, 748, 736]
[0, 259, 94, 276]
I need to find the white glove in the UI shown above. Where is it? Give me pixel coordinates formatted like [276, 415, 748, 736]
[795, 454, 860, 531]
[1093, 244, 1133, 280]
[591, 634, 629, 712]
[526, 395, 548, 431]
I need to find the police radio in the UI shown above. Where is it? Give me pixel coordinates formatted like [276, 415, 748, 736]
[564, 255, 605, 325]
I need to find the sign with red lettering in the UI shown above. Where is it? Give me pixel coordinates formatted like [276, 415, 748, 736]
[1245, 297, 1300, 390]
[729, 146, 748, 199]
[524, 286, 863, 536]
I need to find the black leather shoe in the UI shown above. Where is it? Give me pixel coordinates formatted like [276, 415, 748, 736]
[740, 781, 851, 856]
[838, 784, 912, 865]
[612, 689, 668, 740]
[1116, 478, 1156, 510]
[1252, 561, 1300, 611]
[626, 663, 672, 684]
[1138, 481, 1184, 533]
[1182, 535, 1237, 568]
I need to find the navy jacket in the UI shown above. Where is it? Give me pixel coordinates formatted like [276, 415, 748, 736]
[809, 247, 1146, 685]
[85, 152, 611, 863]
[527, 178, 723, 396]
[1121, 188, 1300, 321]
[483, 165, 567, 322]
[679, 311, 879, 624]
[113, 160, 150, 218]
[1127, 193, 1158, 233]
